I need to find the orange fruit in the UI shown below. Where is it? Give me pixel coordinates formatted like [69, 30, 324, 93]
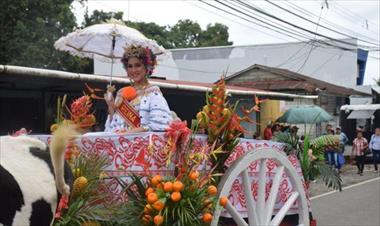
[145, 187, 154, 197]
[172, 181, 184, 192]
[147, 192, 158, 204]
[207, 185, 217, 195]
[153, 215, 164, 226]
[202, 213, 213, 223]
[189, 170, 199, 180]
[163, 182, 173, 192]
[153, 200, 165, 211]
[219, 197, 228, 208]
[171, 191, 182, 202]
[151, 175, 162, 186]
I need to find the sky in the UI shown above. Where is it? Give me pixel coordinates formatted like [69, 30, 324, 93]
[72, 0, 380, 85]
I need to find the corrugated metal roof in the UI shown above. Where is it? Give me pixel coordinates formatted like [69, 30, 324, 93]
[0, 65, 318, 99]
[225, 64, 367, 96]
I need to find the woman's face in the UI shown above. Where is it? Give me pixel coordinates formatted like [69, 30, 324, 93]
[127, 57, 147, 84]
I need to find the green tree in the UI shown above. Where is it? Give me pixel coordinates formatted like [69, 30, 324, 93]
[167, 19, 202, 48]
[82, 11, 233, 49]
[83, 10, 123, 27]
[199, 23, 233, 47]
[0, 0, 92, 73]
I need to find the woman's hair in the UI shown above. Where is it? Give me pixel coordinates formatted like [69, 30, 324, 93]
[121, 45, 157, 76]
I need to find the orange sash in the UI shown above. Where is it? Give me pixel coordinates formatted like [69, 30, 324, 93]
[117, 99, 141, 128]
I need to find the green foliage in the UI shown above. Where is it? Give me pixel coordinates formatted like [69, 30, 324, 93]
[1, 3, 232, 73]
[83, 11, 233, 49]
[199, 23, 233, 47]
[53, 153, 119, 226]
[0, 0, 93, 73]
[275, 132, 342, 191]
[273, 132, 299, 154]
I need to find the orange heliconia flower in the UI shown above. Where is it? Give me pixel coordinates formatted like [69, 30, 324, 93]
[170, 192, 182, 202]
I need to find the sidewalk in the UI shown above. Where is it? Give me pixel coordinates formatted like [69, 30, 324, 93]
[309, 163, 380, 197]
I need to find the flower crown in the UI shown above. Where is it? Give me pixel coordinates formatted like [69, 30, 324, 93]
[121, 45, 157, 76]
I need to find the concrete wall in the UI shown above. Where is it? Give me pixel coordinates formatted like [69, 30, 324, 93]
[94, 40, 358, 90]
[150, 39, 359, 89]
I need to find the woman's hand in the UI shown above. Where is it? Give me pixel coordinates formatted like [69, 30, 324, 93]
[104, 91, 115, 115]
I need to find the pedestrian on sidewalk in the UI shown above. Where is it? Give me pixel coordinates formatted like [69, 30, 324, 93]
[351, 131, 369, 176]
[325, 128, 336, 168]
[369, 127, 380, 173]
[336, 126, 348, 172]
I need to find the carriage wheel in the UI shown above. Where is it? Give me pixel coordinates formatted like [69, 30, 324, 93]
[211, 148, 309, 226]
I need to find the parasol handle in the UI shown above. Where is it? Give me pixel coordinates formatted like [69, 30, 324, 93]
[109, 35, 116, 86]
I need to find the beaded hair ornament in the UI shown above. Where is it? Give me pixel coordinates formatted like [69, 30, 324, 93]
[121, 45, 157, 76]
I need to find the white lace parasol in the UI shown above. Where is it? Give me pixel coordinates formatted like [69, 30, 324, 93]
[54, 19, 169, 63]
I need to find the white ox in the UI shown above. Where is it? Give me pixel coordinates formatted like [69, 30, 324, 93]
[0, 125, 76, 226]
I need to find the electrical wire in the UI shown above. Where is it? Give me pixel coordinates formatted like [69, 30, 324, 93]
[197, 0, 314, 42]
[264, 0, 379, 46]
[183, 0, 296, 43]
[233, 0, 378, 49]
[283, 0, 380, 38]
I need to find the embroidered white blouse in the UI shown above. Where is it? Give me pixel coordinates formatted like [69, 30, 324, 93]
[104, 85, 173, 133]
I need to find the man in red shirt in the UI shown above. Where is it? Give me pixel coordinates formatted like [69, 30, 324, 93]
[264, 122, 273, 140]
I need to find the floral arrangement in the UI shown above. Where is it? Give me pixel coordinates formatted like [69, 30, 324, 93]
[196, 79, 260, 175]
[50, 84, 100, 133]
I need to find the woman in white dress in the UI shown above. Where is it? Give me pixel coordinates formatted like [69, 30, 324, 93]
[104, 45, 172, 133]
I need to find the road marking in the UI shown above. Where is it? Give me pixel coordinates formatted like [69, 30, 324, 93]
[311, 176, 380, 200]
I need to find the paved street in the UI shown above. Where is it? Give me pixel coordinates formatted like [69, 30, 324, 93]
[311, 178, 380, 226]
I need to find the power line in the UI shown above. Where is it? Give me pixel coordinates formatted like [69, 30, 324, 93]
[233, 0, 379, 49]
[183, 0, 296, 43]
[283, 0, 379, 38]
[333, 1, 379, 27]
[199, 0, 370, 54]
[197, 0, 314, 42]
[227, 0, 317, 40]
[264, 0, 380, 46]
[296, 3, 326, 73]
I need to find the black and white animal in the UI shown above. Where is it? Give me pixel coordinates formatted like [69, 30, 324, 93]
[0, 125, 76, 226]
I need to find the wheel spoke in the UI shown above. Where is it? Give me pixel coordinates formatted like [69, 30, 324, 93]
[257, 159, 267, 224]
[264, 166, 284, 225]
[242, 170, 259, 226]
[271, 191, 299, 226]
[225, 200, 249, 226]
